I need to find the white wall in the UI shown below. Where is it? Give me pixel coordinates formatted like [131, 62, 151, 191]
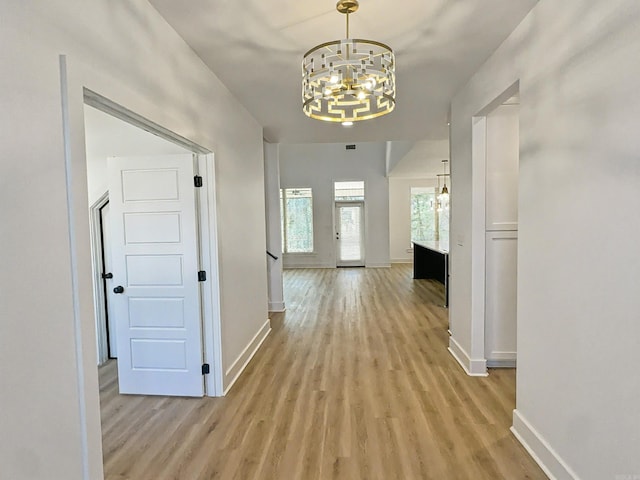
[279, 142, 390, 268]
[0, 2, 267, 479]
[449, 0, 640, 478]
[389, 177, 438, 263]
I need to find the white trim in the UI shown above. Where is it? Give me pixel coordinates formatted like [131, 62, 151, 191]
[89, 192, 110, 365]
[197, 153, 224, 397]
[448, 336, 488, 376]
[511, 409, 579, 480]
[84, 89, 209, 154]
[470, 115, 488, 362]
[487, 350, 517, 368]
[283, 263, 336, 269]
[365, 263, 391, 268]
[486, 221, 518, 231]
[224, 319, 272, 394]
[60, 54, 91, 480]
[391, 259, 412, 264]
[269, 302, 286, 312]
[487, 359, 517, 368]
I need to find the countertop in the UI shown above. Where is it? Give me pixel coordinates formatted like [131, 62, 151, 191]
[412, 240, 449, 254]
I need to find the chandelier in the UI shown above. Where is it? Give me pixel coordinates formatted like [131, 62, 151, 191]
[302, 0, 396, 125]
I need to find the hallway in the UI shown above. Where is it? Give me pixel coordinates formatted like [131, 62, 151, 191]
[100, 265, 546, 479]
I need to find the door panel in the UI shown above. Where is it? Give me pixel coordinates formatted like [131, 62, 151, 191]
[107, 154, 204, 397]
[336, 202, 365, 267]
[485, 231, 518, 366]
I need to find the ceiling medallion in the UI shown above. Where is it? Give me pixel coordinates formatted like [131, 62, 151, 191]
[302, 0, 396, 125]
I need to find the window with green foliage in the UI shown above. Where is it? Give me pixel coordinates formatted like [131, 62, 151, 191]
[411, 188, 437, 241]
[280, 188, 314, 253]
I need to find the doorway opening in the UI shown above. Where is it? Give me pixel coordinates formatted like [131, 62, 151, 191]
[335, 202, 365, 267]
[90, 193, 117, 364]
[83, 91, 223, 398]
[470, 82, 520, 373]
[334, 181, 366, 267]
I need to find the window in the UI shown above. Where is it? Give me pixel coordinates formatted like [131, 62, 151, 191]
[411, 186, 450, 244]
[411, 187, 437, 242]
[280, 188, 314, 253]
[334, 181, 365, 201]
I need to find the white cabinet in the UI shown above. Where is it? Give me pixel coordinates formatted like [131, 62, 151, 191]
[485, 231, 518, 366]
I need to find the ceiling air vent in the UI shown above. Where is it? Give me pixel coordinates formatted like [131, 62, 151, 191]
[346, 144, 356, 150]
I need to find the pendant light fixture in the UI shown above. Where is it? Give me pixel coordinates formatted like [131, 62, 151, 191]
[437, 160, 450, 211]
[302, 0, 396, 125]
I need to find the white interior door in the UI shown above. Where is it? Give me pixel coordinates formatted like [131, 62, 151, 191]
[335, 202, 365, 267]
[107, 154, 204, 397]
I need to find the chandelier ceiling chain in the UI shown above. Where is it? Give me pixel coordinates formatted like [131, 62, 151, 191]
[302, 0, 396, 125]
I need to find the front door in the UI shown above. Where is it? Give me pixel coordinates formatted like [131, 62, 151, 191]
[107, 154, 204, 397]
[335, 202, 365, 267]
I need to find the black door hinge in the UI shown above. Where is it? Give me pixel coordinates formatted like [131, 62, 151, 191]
[202, 363, 210, 375]
[198, 270, 207, 282]
[194, 175, 203, 187]
[101, 272, 113, 279]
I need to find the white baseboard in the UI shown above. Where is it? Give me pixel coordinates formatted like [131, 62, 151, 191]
[487, 359, 517, 368]
[268, 302, 285, 312]
[365, 262, 391, 268]
[487, 350, 517, 368]
[223, 319, 271, 394]
[511, 409, 579, 480]
[391, 259, 412, 264]
[283, 263, 334, 269]
[448, 336, 488, 376]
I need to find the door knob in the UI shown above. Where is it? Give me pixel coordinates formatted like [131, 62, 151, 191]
[113, 286, 124, 294]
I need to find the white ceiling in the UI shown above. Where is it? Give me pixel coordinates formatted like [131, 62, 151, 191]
[149, 0, 536, 144]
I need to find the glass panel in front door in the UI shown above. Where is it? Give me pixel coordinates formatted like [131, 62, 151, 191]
[338, 205, 363, 263]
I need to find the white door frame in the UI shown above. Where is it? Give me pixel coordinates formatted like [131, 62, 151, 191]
[84, 90, 224, 397]
[335, 200, 366, 267]
[89, 192, 110, 365]
[467, 81, 520, 375]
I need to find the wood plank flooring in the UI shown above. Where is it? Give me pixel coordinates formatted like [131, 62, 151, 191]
[99, 265, 547, 479]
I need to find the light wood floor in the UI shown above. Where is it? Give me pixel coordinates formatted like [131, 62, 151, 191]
[99, 265, 547, 480]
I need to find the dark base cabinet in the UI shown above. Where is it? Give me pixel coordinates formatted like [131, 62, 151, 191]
[413, 241, 449, 307]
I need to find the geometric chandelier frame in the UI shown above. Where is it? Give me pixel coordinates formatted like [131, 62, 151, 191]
[302, 0, 396, 124]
